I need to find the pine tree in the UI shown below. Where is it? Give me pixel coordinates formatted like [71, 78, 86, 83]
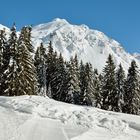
[4, 25, 37, 96]
[34, 42, 47, 96]
[116, 64, 125, 112]
[0, 29, 7, 95]
[101, 54, 118, 111]
[98, 74, 104, 108]
[79, 61, 86, 105]
[123, 60, 140, 114]
[92, 69, 102, 108]
[51, 53, 67, 101]
[20, 26, 34, 53]
[79, 62, 93, 106]
[4, 24, 19, 96]
[65, 56, 80, 104]
[83, 63, 94, 106]
[46, 41, 58, 97]
[16, 27, 38, 95]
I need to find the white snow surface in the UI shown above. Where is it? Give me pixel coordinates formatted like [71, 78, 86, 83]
[31, 18, 140, 72]
[0, 95, 140, 140]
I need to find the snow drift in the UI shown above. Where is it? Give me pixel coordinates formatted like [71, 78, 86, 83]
[0, 95, 140, 140]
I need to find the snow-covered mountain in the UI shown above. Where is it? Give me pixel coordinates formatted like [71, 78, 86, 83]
[1, 19, 140, 72]
[0, 95, 140, 140]
[31, 18, 140, 72]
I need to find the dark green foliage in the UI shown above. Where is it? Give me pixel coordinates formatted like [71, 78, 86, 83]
[0, 29, 8, 95]
[79, 62, 93, 106]
[17, 27, 38, 95]
[123, 61, 140, 114]
[20, 26, 34, 53]
[51, 53, 68, 101]
[46, 41, 58, 97]
[92, 69, 102, 108]
[65, 56, 80, 104]
[101, 54, 118, 111]
[4, 24, 19, 96]
[4, 25, 37, 96]
[34, 42, 47, 95]
[116, 64, 126, 112]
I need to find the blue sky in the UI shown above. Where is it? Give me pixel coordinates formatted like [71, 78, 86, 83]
[0, 0, 140, 53]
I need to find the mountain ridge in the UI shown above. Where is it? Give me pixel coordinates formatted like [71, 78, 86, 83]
[31, 18, 140, 72]
[1, 18, 140, 72]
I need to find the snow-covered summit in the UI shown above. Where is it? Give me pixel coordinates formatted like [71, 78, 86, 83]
[52, 18, 69, 24]
[31, 18, 140, 72]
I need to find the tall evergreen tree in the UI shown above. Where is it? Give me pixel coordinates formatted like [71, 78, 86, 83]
[92, 69, 102, 108]
[83, 63, 94, 106]
[4, 25, 37, 96]
[34, 42, 47, 96]
[22, 26, 34, 53]
[51, 53, 68, 101]
[123, 60, 140, 114]
[0, 29, 7, 95]
[101, 54, 118, 111]
[79, 61, 86, 105]
[116, 64, 125, 112]
[46, 41, 58, 97]
[4, 24, 19, 96]
[79, 62, 93, 106]
[16, 27, 38, 95]
[65, 56, 80, 104]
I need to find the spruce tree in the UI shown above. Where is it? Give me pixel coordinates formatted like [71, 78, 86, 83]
[51, 53, 67, 101]
[101, 54, 118, 111]
[83, 63, 94, 106]
[92, 69, 102, 108]
[4, 24, 19, 96]
[79, 61, 86, 105]
[65, 56, 80, 104]
[79, 62, 93, 106]
[46, 41, 58, 97]
[19, 26, 34, 53]
[116, 64, 125, 112]
[123, 60, 140, 114]
[16, 27, 38, 95]
[34, 42, 47, 96]
[0, 29, 7, 95]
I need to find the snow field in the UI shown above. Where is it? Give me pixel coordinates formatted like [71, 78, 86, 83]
[0, 95, 140, 140]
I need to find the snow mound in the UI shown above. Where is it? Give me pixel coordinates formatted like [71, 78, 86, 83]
[0, 95, 140, 140]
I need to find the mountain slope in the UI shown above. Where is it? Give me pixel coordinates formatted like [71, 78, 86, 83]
[0, 95, 140, 140]
[32, 18, 140, 72]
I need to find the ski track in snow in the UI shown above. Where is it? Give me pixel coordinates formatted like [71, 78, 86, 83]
[0, 95, 140, 140]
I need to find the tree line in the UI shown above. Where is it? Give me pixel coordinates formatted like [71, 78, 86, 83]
[0, 25, 140, 115]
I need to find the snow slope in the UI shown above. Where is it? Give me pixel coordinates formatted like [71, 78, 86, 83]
[0, 95, 140, 140]
[32, 18, 140, 72]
